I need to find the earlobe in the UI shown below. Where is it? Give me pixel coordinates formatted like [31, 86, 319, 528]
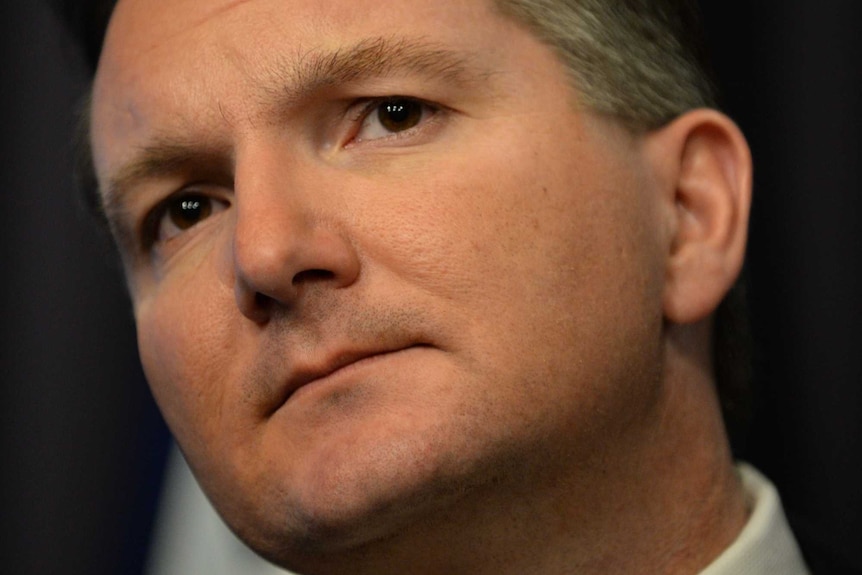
[650, 110, 752, 325]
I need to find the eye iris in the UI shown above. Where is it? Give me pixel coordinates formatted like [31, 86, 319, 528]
[169, 196, 212, 230]
[378, 99, 423, 132]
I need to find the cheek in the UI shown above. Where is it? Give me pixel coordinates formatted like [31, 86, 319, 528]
[362, 121, 666, 414]
[356, 119, 661, 321]
[345, 149, 577, 304]
[135, 274, 242, 458]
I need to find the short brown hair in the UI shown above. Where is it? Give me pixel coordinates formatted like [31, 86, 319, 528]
[494, 0, 717, 129]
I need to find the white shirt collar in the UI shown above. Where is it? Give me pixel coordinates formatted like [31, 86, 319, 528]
[699, 463, 810, 575]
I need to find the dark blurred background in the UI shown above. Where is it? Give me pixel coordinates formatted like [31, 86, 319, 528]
[1, 1, 860, 573]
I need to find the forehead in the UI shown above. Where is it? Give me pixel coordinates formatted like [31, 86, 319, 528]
[91, 0, 554, 174]
[100, 0, 485, 73]
[96, 0, 512, 99]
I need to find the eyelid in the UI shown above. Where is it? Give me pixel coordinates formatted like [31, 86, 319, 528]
[140, 187, 230, 253]
[344, 96, 443, 147]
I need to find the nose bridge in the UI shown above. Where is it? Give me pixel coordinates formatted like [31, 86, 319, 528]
[233, 142, 304, 277]
[231, 140, 360, 321]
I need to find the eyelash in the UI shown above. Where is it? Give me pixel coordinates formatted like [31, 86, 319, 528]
[140, 196, 170, 251]
[347, 96, 441, 144]
[140, 189, 228, 252]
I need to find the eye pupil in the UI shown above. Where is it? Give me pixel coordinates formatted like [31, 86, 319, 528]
[378, 99, 423, 132]
[169, 195, 212, 230]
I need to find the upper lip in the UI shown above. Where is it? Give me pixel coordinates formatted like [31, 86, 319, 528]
[276, 343, 423, 408]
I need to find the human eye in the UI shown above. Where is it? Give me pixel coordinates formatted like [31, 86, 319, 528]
[350, 96, 439, 144]
[144, 191, 229, 248]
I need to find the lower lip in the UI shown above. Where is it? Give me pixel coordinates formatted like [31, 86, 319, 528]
[284, 345, 426, 407]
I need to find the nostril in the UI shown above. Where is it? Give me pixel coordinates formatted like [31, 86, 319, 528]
[292, 268, 336, 285]
[253, 291, 275, 310]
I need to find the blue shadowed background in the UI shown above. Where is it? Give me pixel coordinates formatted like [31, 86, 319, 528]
[1, 1, 860, 573]
[0, 4, 170, 573]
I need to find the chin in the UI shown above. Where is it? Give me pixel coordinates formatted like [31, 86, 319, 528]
[223, 409, 496, 569]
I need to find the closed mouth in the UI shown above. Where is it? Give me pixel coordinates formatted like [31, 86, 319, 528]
[276, 343, 429, 410]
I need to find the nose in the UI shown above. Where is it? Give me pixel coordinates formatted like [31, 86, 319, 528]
[231, 155, 361, 323]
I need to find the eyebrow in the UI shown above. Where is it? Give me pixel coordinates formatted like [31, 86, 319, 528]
[101, 36, 490, 240]
[269, 36, 484, 106]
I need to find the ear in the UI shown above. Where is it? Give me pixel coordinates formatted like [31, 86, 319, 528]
[646, 110, 752, 325]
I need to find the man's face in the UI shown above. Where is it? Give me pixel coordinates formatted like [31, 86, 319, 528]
[92, 0, 669, 566]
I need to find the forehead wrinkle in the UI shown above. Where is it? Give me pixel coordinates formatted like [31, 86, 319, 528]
[254, 36, 491, 112]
